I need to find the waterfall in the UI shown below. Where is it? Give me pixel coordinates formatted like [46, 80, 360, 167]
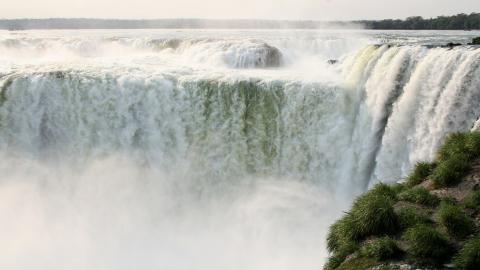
[0, 30, 479, 270]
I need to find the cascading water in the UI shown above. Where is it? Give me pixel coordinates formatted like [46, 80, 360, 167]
[0, 29, 479, 270]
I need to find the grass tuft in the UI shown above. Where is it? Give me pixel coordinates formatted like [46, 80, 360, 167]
[350, 188, 399, 238]
[360, 237, 402, 261]
[431, 154, 471, 187]
[327, 214, 359, 252]
[454, 236, 480, 270]
[438, 201, 475, 239]
[324, 241, 359, 270]
[398, 187, 440, 207]
[464, 190, 480, 211]
[396, 207, 431, 229]
[402, 224, 453, 265]
[405, 162, 435, 187]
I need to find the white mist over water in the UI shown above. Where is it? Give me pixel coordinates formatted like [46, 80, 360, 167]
[0, 29, 480, 270]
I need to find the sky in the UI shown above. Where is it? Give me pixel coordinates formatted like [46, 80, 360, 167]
[1, 0, 479, 20]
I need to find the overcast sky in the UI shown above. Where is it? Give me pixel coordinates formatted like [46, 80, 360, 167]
[1, 0, 479, 20]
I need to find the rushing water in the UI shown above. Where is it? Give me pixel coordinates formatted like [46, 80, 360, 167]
[1, 29, 480, 270]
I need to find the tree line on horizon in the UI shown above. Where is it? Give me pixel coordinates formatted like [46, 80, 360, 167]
[0, 13, 479, 30]
[359, 13, 480, 30]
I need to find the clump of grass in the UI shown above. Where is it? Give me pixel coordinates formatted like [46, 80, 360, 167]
[390, 183, 406, 196]
[454, 236, 480, 270]
[432, 132, 480, 187]
[464, 190, 480, 211]
[402, 224, 453, 265]
[431, 154, 471, 187]
[396, 207, 431, 229]
[437, 133, 469, 161]
[405, 162, 435, 187]
[333, 257, 377, 270]
[324, 241, 359, 270]
[360, 237, 402, 261]
[367, 183, 398, 200]
[326, 184, 400, 269]
[398, 187, 440, 207]
[350, 186, 399, 238]
[438, 201, 475, 239]
[327, 214, 359, 252]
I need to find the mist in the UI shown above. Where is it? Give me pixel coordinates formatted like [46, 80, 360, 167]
[1, 0, 479, 20]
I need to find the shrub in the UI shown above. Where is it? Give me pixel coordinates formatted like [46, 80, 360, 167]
[454, 236, 480, 270]
[464, 190, 480, 211]
[438, 201, 475, 239]
[396, 207, 431, 229]
[350, 190, 398, 238]
[431, 154, 471, 187]
[406, 162, 435, 187]
[360, 237, 402, 260]
[398, 187, 440, 207]
[402, 224, 453, 265]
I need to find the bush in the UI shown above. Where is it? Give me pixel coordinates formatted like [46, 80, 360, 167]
[464, 190, 480, 211]
[431, 154, 471, 187]
[402, 224, 453, 265]
[454, 236, 480, 270]
[396, 207, 431, 229]
[406, 162, 435, 187]
[438, 201, 475, 239]
[360, 237, 402, 260]
[398, 187, 440, 207]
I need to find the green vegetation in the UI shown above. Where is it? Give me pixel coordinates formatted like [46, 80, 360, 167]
[430, 132, 480, 187]
[324, 241, 359, 270]
[454, 236, 480, 270]
[358, 13, 480, 30]
[405, 162, 435, 187]
[464, 190, 480, 210]
[432, 155, 471, 187]
[402, 225, 453, 265]
[396, 207, 431, 229]
[360, 237, 402, 260]
[472, 37, 480, 45]
[325, 131, 480, 270]
[398, 187, 440, 206]
[438, 201, 475, 239]
[334, 257, 377, 270]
